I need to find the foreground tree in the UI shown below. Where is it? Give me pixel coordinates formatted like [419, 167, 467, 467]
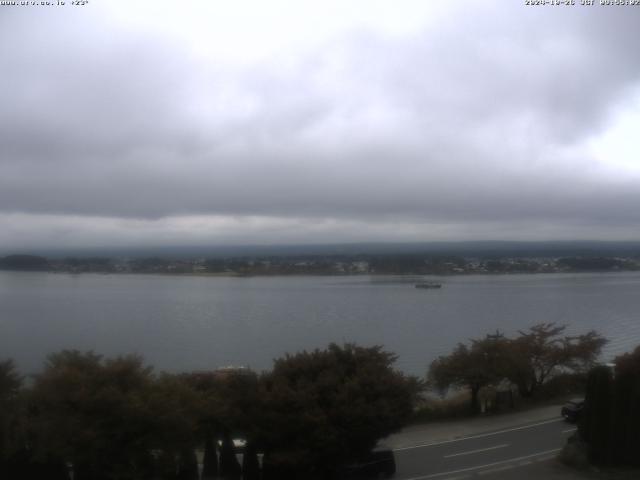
[201, 434, 218, 480]
[580, 346, 640, 467]
[219, 434, 241, 480]
[142, 374, 201, 479]
[178, 371, 222, 479]
[609, 346, 640, 465]
[428, 333, 508, 413]
[29, 351, 156, 479]
[179, 367, 260, 479]
[506, 323, 606, 397]
[428, 324, 606, 412]
[176, 448, 198, 480]
[257, 343, 420, 479]
[242, 442, 260, 480]
[580, 365, 614, 465]
[29, 351, 200, 480]
[0, 359, 25, 477]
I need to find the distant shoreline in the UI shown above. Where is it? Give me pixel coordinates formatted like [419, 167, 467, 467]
[2, 269, 639, 278]
[2, 252, 639, 277]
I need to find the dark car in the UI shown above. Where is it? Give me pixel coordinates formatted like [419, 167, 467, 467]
[338, 447, 396, 479]
[561, 398, 584, 423]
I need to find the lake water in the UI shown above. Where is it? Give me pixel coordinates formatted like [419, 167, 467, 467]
[1, 271, 639, 376]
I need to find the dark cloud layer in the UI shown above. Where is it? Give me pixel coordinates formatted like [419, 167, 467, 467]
[1, 2, 640, 247]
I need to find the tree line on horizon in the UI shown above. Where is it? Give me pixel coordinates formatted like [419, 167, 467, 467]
[1, 253, 640, 276]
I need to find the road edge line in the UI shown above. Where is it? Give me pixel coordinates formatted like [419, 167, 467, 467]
[443, 443, 509, 458]
[393, 417, 562, 451]
[401, 448, 562, 480]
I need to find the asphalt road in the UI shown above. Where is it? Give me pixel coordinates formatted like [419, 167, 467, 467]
[393, 417, 576, 479]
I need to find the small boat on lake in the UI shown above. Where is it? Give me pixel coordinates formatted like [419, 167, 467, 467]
[415, 282, 442, 289]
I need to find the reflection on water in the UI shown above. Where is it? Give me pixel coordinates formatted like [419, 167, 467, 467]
[0, 271, 638, 375]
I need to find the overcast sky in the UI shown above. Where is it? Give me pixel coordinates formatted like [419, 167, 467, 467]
[1, 0, 640, 250]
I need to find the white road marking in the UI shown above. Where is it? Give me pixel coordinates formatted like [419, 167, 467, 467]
[478, 464, 515, 475]
[400, 448, 562, 480]
[562, 428, 577, 433]
[535, 454, 557, 462]
[393, 418, 563, 451]
[443, 444, 509, 458]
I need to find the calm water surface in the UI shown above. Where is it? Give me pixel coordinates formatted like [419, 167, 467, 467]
[1, 271, 639, 375]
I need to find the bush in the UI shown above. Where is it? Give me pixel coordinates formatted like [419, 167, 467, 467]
[258, 344, 420, 477]
[411, 391, 473, 423]
[559, 433, 589, 469]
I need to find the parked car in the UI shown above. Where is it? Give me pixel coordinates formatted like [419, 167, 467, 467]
[561, 398, 584, 423]
[339, 447, 396, 479]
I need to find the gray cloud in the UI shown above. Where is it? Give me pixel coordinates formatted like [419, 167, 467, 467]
[1, 2, 640, 247]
